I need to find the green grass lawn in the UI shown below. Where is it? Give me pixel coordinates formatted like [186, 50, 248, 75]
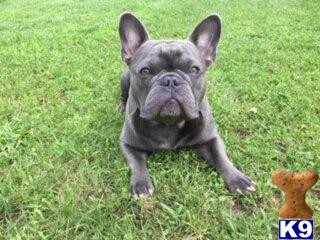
[1, 0, 320, 239]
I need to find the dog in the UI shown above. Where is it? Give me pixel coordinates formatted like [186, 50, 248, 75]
[118, 12, 255, 198]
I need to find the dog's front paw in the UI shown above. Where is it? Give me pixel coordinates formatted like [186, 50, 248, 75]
[224, 170, 256, 195]
[130, 180, 154, 199]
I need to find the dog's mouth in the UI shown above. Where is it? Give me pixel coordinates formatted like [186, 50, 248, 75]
[140, 86, 200, 123]
[158, 98, 183, 122]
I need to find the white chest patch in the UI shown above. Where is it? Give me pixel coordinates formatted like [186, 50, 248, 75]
[177, 120, 186, 129]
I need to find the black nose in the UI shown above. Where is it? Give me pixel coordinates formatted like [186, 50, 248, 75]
[161, 75, 181, 87]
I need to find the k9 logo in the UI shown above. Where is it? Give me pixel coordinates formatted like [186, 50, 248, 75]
[279, 220, 314, 240]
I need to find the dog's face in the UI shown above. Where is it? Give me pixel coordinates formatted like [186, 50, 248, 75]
[119, 13, 221, 124]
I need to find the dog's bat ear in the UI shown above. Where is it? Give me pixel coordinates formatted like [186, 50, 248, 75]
[119, 12, 149, 64]
[188, 14, 221, 67]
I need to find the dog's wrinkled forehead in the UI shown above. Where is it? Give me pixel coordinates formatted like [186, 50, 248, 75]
[131, 40, 204, 70]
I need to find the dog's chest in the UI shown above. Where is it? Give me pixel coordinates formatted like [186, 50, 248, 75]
[140, 120, 187, 150]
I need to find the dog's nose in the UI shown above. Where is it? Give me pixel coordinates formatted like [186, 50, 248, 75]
[161, 75, 181, 87]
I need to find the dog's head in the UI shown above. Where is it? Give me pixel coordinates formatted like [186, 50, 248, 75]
[119, 13, 221, 124]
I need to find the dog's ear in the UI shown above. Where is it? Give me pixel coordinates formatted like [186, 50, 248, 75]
[188, 14, 221, 67]
[119, 12, 149, 64]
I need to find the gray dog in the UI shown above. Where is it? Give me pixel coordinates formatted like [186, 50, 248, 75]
[118, 12, 256, 198]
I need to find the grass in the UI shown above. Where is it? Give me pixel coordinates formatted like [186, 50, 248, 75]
[0, 0, 319, 239]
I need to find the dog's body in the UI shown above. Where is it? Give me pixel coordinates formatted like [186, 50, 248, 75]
[118, 13, 255, 198]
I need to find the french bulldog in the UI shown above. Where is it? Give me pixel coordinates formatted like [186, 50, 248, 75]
[118, 12, 256, 198]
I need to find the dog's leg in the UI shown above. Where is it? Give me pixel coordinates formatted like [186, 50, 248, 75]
[197, 136, 256, 194]
[118, 69, 130, 113]
[120, 142, 154, 198]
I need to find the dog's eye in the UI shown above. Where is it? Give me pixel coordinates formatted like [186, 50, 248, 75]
[191, 66, 200, 74]
[140, 67, 150, 75]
